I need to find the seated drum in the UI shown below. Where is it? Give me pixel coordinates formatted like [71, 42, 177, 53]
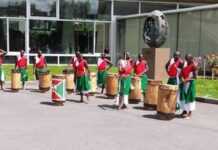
[129, 76, 142, 103]
[105, 73, 118, 97]
[157, 84, 178, 120]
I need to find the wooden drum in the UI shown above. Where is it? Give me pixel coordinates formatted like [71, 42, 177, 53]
[144, 80, 162, 109]
[106, 73, 118, 97]
[11, 69, 21, 91]
[157, 84, 178, 120]
[39, 69, 51, 92]
[51, 75, 66, 106]
[90, 72, 97, 94]
[63, 69, 75, 94]
[129, 76, 142, 103]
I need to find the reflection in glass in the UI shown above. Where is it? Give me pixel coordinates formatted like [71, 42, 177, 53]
[141, 2, 176, 13]
[60, 0, 111, 20]
[9, 20, 25, 51]
[30, 20, 94, 54]
[0, 0, 26, 17]
[31, 0, 56, 17]
[114, 1, 139, 15]
[0, 19, 7, 51]
[95, 23, 110, 53]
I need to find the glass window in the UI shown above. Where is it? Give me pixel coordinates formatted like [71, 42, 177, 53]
[30, 0, 56, 17]
[60, 0, 111, 20]
[200, 9, 218, 56]
[114, 1, 139, 15]
[95, 23, 110, 53]
[0, 0, 26, 17]
[162, 14, 178, 56]
[0, 19, 7, 51]
[178, 12, 201, 56]
[9, 19, 25, 52]
[141, 2, 177, 13]
[30, 20, 94, 54]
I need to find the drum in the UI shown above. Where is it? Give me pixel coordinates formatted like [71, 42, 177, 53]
[157, 84, 178, 120]
[129, 76, 142, 103]
[90, 72, 97, 94]
[144, 80, 162, 109]
[11, 69, 21, 91]
[52, 75, 66, 106]
[38, 69, 51, 92]
[63, 69, 75, 93]
[106, 73, 118, 97]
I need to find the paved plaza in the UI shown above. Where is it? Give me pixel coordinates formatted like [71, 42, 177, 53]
[0, 82, 218, 150]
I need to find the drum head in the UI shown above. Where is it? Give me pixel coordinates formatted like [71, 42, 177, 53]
[160, 84, 178, 91]
[52, 74, 65, 79]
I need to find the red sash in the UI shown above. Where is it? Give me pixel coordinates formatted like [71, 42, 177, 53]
[119, 60, 132, 76]
[167, 59, 181, 77]
[98, 58, 108, 71]
[134, 60, 147, 75]
[75, 59, 86, 77]
[0, 55, 3, 65]
[181, 63, 196, 80]
[16, 56, 27, 68]
[36, 56, 46, 69]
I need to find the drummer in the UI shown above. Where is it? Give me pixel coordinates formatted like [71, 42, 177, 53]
[97, 53, 112, 94]
[15, 50, 28, 89]
[116, 51, 133, 109]
[0, 49, 6, 90]
[179, 54, 198, 119]
[134, 53, 149, 97]
[74, 52, 91, 103]
[165, 51, 183, 109]
[33, 50, 47, 80]
[166, 51, 183, 85]
[69, 51, 80, 85]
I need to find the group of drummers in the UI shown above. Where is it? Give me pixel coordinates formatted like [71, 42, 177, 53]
[0, 48, 198, 119]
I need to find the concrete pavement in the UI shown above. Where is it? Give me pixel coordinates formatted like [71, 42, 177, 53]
[0, 82, 218, 150]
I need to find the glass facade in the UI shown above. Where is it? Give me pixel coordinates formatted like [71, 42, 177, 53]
[0, 19, 7, 51]
[60, 0, 111, 20]
[30, 20, 94, 54]
[0, 0, 26, 17]
[30, 0, 57, 17]
[117, 8, 218, 60]
[0, 0, 210, 64]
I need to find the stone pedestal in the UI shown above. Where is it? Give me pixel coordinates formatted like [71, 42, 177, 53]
[142, 48, 170, 81]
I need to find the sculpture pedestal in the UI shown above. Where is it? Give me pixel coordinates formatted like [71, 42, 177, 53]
[142, 48, 170, 81]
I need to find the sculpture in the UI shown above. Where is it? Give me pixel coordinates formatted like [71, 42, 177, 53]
[143, 10, 169, 48]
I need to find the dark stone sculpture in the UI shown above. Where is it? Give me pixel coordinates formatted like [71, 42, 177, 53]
[143, 10, 169, 48]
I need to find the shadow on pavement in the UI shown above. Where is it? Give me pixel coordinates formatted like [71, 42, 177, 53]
[66, 99, 82, 103]
[40, 101, 60, 106]
[98, 104, 117, 110]
[133, 106, 156, 111]
[96, 95, 114, 100]
[3, 88, 20, 93]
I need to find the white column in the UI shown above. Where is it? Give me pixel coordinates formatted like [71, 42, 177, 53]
[26, 0, 31, 64]
[93, 21, 96, 54]
[6, 18, 9, 53]
[110, 0, 117, 64]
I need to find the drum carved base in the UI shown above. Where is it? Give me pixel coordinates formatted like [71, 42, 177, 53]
[144, 103, 157, 110]
[157, 112, 175, 121]
[39, 87, 50, 93]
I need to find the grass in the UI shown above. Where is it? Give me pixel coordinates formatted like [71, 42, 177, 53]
[2, 64, 218, 99]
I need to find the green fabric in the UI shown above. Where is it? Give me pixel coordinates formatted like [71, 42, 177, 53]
[140, 74, 148, 94]
[119, 76, 131, 95]
[97, 71, 107, 87]
[0, 66, 5, 81]
[76, 75, 91, 92]
[18, 68, 28, 82]
[35, 68, 48, 80]
[180, 80, 196, 103]
[167, 77, 178, 85]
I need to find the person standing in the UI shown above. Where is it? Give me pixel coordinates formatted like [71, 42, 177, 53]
[0, 49, 6, 90]
[97, 53, 112, 94]
[15, 50, 28, 89]
[116, 52, 133, 110]
[34, 50, 47, 80]
[180, 54, 198, 119]
[74, 53, 91, 103]
[166, 51, 183, 109]
[134, 53, 149, 98]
